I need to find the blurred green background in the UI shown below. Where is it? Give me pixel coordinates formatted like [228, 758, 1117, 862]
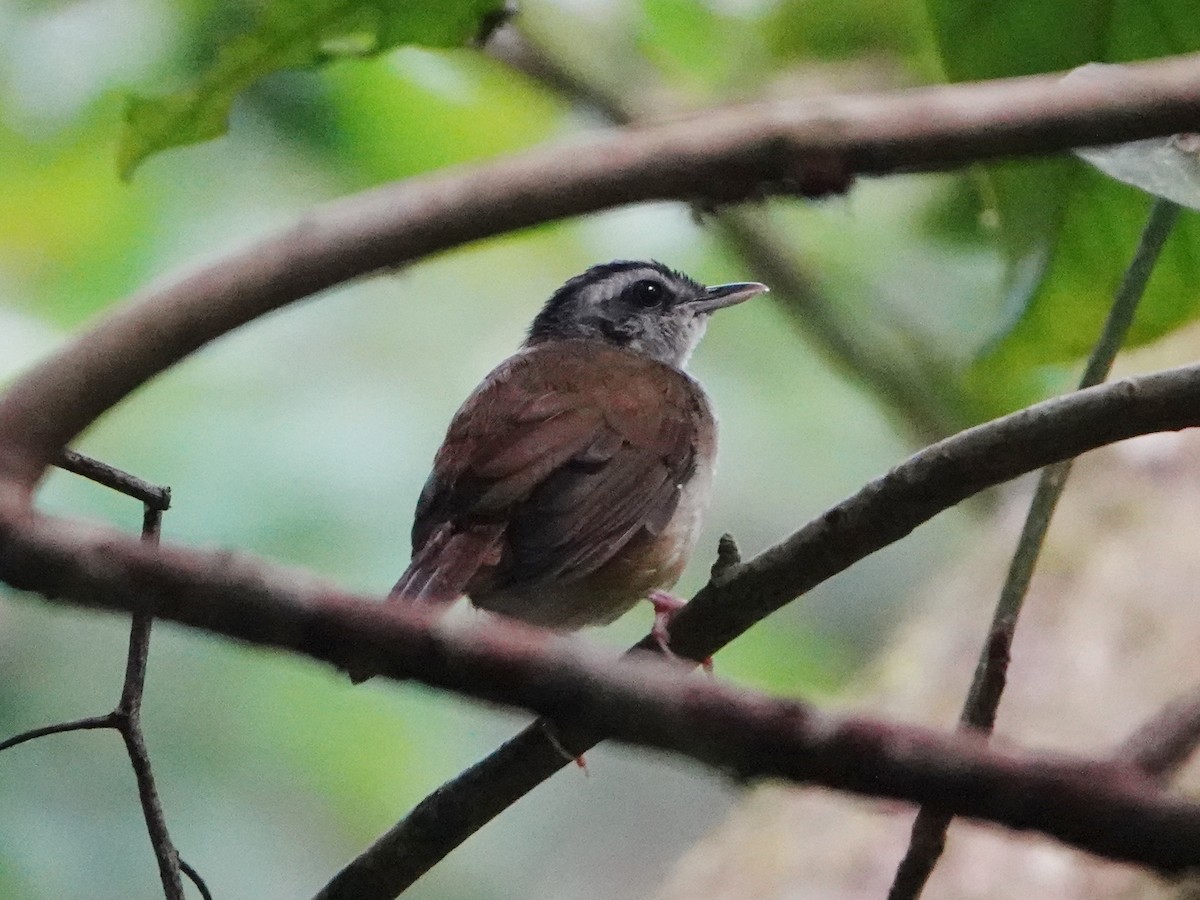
[1, 0, 1197, 897]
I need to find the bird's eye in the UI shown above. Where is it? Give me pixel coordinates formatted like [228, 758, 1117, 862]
[622, 279, 665, 309]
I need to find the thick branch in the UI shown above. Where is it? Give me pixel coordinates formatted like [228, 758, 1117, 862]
[2, 53, 1200, 492]
[4, 505, 1200, 876]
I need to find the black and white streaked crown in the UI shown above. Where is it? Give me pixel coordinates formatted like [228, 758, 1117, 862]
[526, 260, 704, 342]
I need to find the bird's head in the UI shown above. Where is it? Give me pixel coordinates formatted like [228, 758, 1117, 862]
[525, 260, 767, 369]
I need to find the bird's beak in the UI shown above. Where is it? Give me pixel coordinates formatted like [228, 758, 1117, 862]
[688, 281, 769, 314]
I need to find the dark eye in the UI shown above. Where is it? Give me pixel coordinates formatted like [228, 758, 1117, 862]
[621, 279, 665, 309]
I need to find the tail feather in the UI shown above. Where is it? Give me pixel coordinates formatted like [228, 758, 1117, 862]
[348, 524, 503, 684]
[390, 524, 503, 606]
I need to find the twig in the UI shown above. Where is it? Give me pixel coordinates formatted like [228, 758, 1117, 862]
[118, 505, 188, 900]
[0, 469, 203, 899]
[886, 197, 1183, 900]
[179, 859, 215, 900]
[0, 714, 116, 751]
[487, 26, 631, 124]
[3, 53, 1200, 494]
[55, 449, 171, 510]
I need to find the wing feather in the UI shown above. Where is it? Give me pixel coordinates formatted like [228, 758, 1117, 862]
[394, 341, 707, 614]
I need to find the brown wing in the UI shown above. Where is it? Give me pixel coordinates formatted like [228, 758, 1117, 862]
[391, 340, 706, 607]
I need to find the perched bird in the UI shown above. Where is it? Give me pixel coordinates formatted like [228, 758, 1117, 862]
[390, 260, 766, 647]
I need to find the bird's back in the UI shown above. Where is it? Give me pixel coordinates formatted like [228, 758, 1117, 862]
[392, 339, 716, 629]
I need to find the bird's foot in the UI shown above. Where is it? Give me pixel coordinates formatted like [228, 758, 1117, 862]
[648, 589, 684, 653]
[647, 590, 713, 673]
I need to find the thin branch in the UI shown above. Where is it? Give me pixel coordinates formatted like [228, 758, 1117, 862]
[487, 26, 631, 124]
[0, 714, 116, 752]
[714, 209, 966, 444]
[3, 53, 1200, 495]
[179, 859, 214, 900]
[886, 197, 1183, 900]
[55, 449, 171, 510]
[0, 366, 1199, 895]
[0, 475, 200, 898]
[116, 505, 188, 900]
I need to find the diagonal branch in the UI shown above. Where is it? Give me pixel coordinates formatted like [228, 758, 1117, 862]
[2, 53, 1200, 495]
[318, 367, 1200, 898]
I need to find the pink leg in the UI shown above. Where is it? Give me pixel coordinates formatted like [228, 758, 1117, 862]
[648, 590, 684, 652]
[648, 590, 714, 672]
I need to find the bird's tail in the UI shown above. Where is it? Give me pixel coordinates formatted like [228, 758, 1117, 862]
[348, 524, 502, 685]
[389, 524, 503, 605]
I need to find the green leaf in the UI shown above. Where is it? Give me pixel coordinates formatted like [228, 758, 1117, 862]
[637, 0, 778, 95]
[762, 0, 927, 62]
[322, 50, 560, 184]
[923, 0, 1200, 415]
[118, 0, 505, 179]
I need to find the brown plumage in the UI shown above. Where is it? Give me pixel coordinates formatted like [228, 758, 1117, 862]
[388, 260, 765, 634]
[394, 340, 715, 628]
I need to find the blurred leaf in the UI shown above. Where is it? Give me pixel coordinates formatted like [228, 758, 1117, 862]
[0, 104, 155, 326]
[917, 173, 994, 246]
[763, 0, 926, 62]
[923, 0, 1200, 415]
[639, 0, 751, 90]
[117, 0, 505, 178]
[322, 49, 560, 184]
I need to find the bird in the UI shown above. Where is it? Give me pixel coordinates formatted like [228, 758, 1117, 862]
[387, 260, 766, 651]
